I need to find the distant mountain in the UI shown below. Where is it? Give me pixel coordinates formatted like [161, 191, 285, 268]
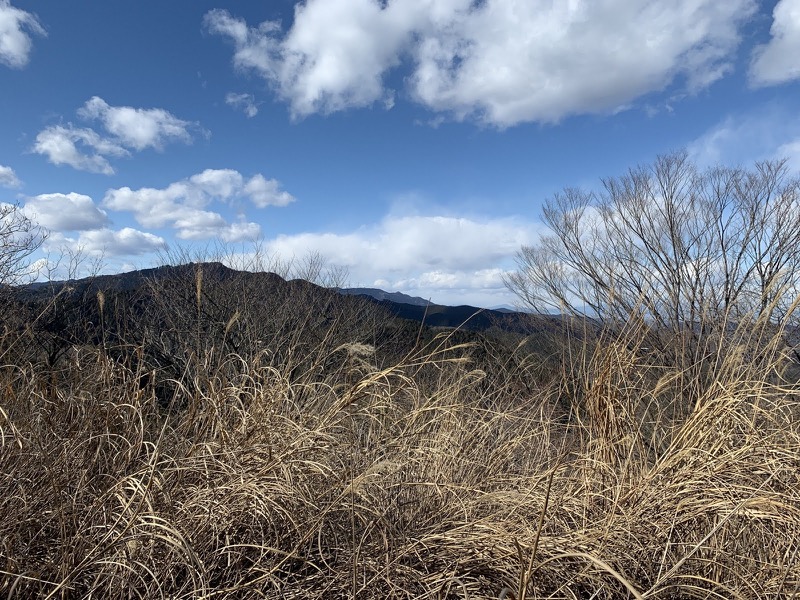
[8, 263, 566, 402]
[338, 287, 431, 307]
[10, 265, 589, 407]
[337, 287, 555, 333]
[489, 305, 518, 313]
[16, 264, 555, 337]
[13, 264, 574, 359]
[364, 298, 552, 333]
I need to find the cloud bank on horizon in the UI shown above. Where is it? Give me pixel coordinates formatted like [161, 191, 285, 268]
[1, 0, 800, 306]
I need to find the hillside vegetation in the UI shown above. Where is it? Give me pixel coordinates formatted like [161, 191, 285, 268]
[1, 262, 800, 598]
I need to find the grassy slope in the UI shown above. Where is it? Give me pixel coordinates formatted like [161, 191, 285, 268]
[1, 266, 799, 598]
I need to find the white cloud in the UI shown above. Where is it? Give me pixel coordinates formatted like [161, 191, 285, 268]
[103, 168, 292, 242]
[750, 0, 800, 86]
[33, 125, 128, 174]
[189, 168, 243, 199]
[41, 227, 166, 264]
[204, 10, 282, 79]
[170, 210, 261, 243]
[22, 192, 109, 231]
[225, 92, 260, 117]
[0, 163, 21, 187]
[204, 3, 424, 118]
[33, 97, 200, 174]
[776, 139, 800, 173]
[78, 96, 195, 151]
[261, 212, 543, 306]
[222, 222, 262, 243]
[266, 214, 537, 272]
[74, 227, 166, 257]
[244, 174, 296, 207]
[205, 0, 755, 126]
[391, 268, 511, 306]
[0, 0, 44, 69]
[688, 106, 800, 168]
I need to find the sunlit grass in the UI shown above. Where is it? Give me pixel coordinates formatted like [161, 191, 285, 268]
[2, 301, 799, 598]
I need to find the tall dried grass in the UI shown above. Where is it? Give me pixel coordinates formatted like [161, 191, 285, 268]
[1, 299, 800, 598]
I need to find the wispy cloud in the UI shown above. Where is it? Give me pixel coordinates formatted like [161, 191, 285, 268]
[225, 92, 260, 117]
[688, 104, 800, 169]
[0, 163, 21, 187]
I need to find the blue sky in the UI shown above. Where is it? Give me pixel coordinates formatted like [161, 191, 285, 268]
[1, 0, 799, 307]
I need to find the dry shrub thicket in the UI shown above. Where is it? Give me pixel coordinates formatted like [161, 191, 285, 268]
[0, 262, 799, 599]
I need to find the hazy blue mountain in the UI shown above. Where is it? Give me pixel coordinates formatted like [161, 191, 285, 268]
[489, 305, 518, 312]
[338, 287, 432, 307]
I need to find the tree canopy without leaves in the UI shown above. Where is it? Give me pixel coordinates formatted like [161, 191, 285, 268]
[506, 151, 800, 365]
[1, 201, 45, 287]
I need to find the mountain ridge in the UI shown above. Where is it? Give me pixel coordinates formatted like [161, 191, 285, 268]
[20, 263, 543, 333]
[337, 287, 432, 307]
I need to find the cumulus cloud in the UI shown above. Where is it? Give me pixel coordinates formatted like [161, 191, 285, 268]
[0, 163, 21, 187]
[0, 0, 44, 69]
[77, 227, 166, 256]
[103, 168, 293, 242]
[33, 97, 200, 174]
[78, 96, 195, 151]
[244, 174, 296, 207]
[189, 168, 243, 199]
[45, 228, 167, 259]
[750, 0, 800, 86]
[261, 213, 543, 306]
[225, 92, 260, 117]
[390, 268, 511, 306]
[33, 125, 128, 174]
[205, 0, 755, 125]
[22, 192, 109, 231]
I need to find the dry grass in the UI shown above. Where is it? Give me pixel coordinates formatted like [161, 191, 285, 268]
[2, 302, 800, 598]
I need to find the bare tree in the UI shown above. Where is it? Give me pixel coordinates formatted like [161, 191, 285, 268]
[1, 201, 46, 287]
[506, 151, 800, 373]
[40, 243, 107, 283]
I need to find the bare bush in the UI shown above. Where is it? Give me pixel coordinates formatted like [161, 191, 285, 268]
[506, 152, 800, 391]
[0, 201, 45, 287]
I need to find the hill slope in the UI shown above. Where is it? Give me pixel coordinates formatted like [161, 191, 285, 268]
[8, 263, 560, 402]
